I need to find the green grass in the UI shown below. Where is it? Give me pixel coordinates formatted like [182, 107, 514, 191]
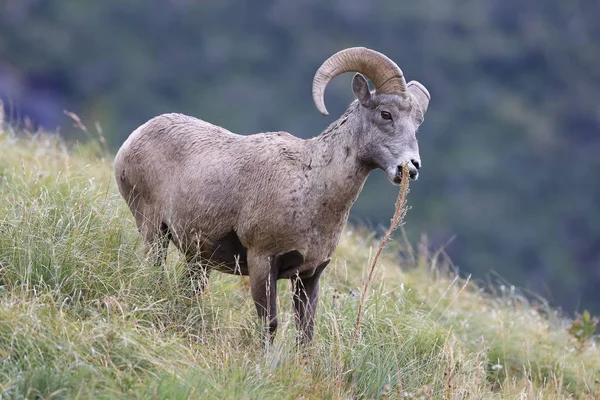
[0, 122, 598, 399]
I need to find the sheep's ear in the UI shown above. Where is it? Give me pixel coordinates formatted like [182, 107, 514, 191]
[408, 80, 430, 116]
[352, 73, 371, 106]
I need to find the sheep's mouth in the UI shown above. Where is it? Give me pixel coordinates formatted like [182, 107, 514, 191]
[393, 165, 418, 184]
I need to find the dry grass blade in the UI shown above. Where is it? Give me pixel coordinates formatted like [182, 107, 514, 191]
[352, 164, 411, 344]
[63, 110, 110, 158]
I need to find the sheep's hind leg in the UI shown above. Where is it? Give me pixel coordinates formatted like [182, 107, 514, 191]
[133, 216, 171, 292]
[136, 215, 170, 267]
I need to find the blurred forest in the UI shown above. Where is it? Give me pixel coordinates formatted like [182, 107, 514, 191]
[0, 0, 599, 313]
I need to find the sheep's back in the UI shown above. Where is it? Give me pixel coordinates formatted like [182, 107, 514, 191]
[115, 113, 308, 247]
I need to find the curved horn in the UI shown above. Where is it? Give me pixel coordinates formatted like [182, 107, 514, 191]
[312, 47, 408, 115]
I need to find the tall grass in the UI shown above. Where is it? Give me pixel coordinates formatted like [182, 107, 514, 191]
[0, 123, 598, 399]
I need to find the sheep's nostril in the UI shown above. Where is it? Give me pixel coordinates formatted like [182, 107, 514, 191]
[411, 159, 421, 170]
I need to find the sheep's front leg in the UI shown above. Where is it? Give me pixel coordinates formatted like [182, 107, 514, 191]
[248, 252, 278, 343]
[291, 259, 330, 345]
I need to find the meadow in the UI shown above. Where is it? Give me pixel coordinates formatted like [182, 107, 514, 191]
[0, 120, 598, 399]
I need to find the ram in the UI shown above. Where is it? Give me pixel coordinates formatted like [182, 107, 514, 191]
[114, 47, 430, 344]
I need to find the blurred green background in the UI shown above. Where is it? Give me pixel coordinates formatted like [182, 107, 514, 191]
[1, 0, 598, 313]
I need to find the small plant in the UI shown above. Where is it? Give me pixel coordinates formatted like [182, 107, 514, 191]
[567, 310, 598, 350]
[2, 126, 600, 399]
[352, 163, 411, 343]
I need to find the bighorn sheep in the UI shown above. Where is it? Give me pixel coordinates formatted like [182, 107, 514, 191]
[114, 47, 430, 344]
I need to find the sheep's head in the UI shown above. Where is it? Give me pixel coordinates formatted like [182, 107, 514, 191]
[313, 47, 430, 184]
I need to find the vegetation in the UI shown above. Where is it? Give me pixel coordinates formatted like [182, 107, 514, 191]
[1, 122, 599, 398]
[1, 1, 599, 314]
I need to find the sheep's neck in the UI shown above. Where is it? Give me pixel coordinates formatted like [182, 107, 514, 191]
[307, 111, 372, 215]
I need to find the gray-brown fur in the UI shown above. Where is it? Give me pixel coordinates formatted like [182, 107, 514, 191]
[114, 47, 430, 344]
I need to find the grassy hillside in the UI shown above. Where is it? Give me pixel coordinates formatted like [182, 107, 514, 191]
[0, 122, 598, 399]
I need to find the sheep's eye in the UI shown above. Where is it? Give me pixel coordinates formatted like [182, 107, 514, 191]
[381, 111, 392, 120]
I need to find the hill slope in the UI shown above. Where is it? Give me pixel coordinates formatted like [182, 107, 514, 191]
[0, 125, 598, 399]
